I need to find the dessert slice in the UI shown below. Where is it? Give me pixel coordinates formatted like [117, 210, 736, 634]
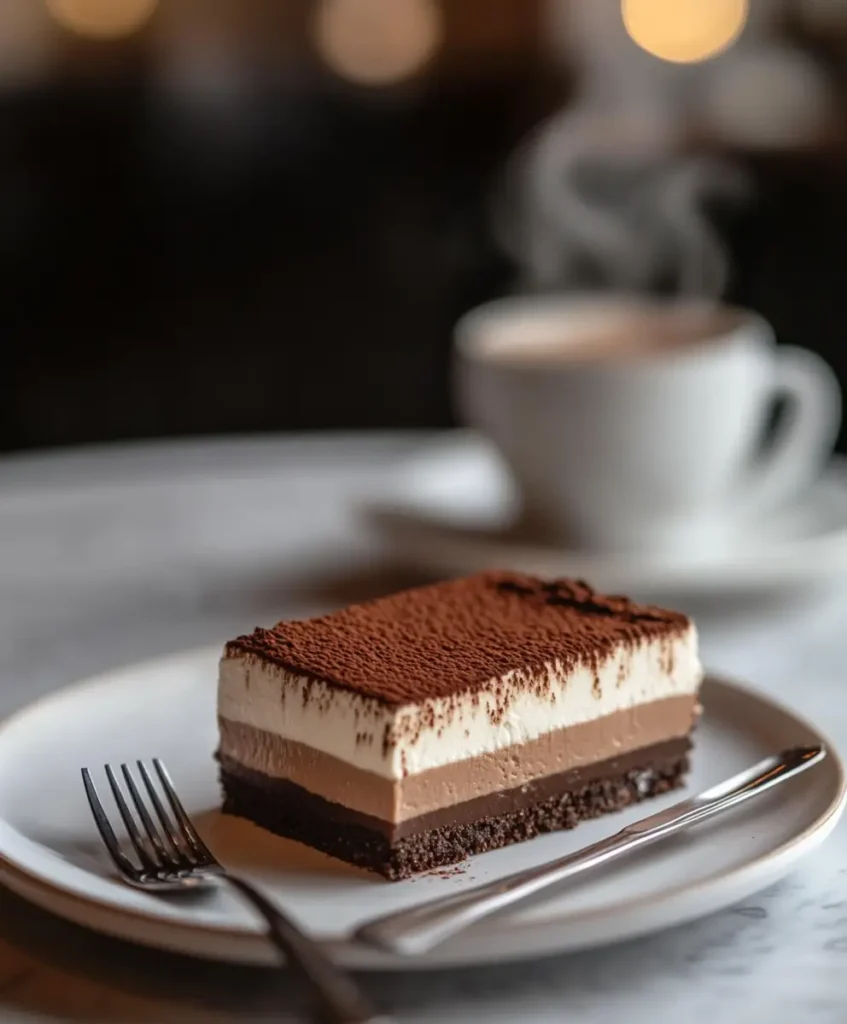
[217, 572, 702, 880]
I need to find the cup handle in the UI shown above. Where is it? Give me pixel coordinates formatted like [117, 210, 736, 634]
[737, 345, 841, 518]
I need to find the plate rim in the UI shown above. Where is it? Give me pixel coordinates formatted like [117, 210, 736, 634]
[0, 647, 843, 970]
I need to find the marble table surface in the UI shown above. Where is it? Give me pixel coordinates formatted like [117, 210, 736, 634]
[0, 432, 845, 1023]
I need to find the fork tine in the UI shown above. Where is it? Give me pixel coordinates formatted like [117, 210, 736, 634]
[153, 759, 216, 865]
[136, 761, 191, 865]
[81, 768, 139, 877]
[121, 764, 179, 869]
[104, 764, 161, 874]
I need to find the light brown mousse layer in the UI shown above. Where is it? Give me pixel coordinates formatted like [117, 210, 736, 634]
[218, 695, 699, 824]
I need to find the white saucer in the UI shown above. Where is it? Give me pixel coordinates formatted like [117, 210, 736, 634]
[361, 432, 847, 599]
[0, 648, 842, 969]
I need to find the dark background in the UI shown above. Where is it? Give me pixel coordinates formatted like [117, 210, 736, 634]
[2, 0, 846, 452]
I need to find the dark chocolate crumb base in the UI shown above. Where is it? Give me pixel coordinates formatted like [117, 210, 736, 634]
[220, 752, 689, 881]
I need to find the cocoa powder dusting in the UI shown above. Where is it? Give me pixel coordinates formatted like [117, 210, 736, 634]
[225, 572, 689, 706]
[617, 661, 628, 689]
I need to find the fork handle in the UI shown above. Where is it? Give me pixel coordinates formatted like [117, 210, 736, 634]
[223, 875, 392, 1024]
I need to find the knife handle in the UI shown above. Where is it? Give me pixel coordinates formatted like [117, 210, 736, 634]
[356, 745, 824, 957]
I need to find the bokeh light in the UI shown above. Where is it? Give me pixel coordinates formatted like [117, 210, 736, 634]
[315, 0, 443, 86]
[0, 1, 54, 85]
[622, 0, 748, 64]
[47, 0, 158, 40]
[703, 46, 833, 148]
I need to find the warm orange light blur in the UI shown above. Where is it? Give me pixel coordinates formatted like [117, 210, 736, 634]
[46, 0, 158, 40]
[622, 0, 748, 64]
[315, 0, 443, 86]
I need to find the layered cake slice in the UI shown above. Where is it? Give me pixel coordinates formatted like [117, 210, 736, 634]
[217, 572, 702, 879]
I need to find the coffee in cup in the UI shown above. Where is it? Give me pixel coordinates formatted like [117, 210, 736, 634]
[454, 295, 841, 555]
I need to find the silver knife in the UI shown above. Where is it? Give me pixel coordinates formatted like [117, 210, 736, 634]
[356, 744, 826, 956]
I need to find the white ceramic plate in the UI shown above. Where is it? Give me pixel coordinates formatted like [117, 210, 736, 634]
[360, 433, 847, 600]
[0, 648, 842, 970]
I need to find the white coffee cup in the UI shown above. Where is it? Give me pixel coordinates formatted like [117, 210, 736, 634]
[454, 294, 842, 556]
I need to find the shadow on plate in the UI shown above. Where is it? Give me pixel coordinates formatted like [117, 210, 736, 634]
[192, 808, 377, 882]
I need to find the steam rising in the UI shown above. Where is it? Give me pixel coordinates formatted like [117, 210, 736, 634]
[498, 0, 749, 300]
[497, 108, 747, 299]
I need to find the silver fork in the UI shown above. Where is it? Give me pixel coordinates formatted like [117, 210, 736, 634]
[82, 759, 391, 1024]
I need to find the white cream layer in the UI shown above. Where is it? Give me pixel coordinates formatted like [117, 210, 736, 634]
[218, 626, 702, 781]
